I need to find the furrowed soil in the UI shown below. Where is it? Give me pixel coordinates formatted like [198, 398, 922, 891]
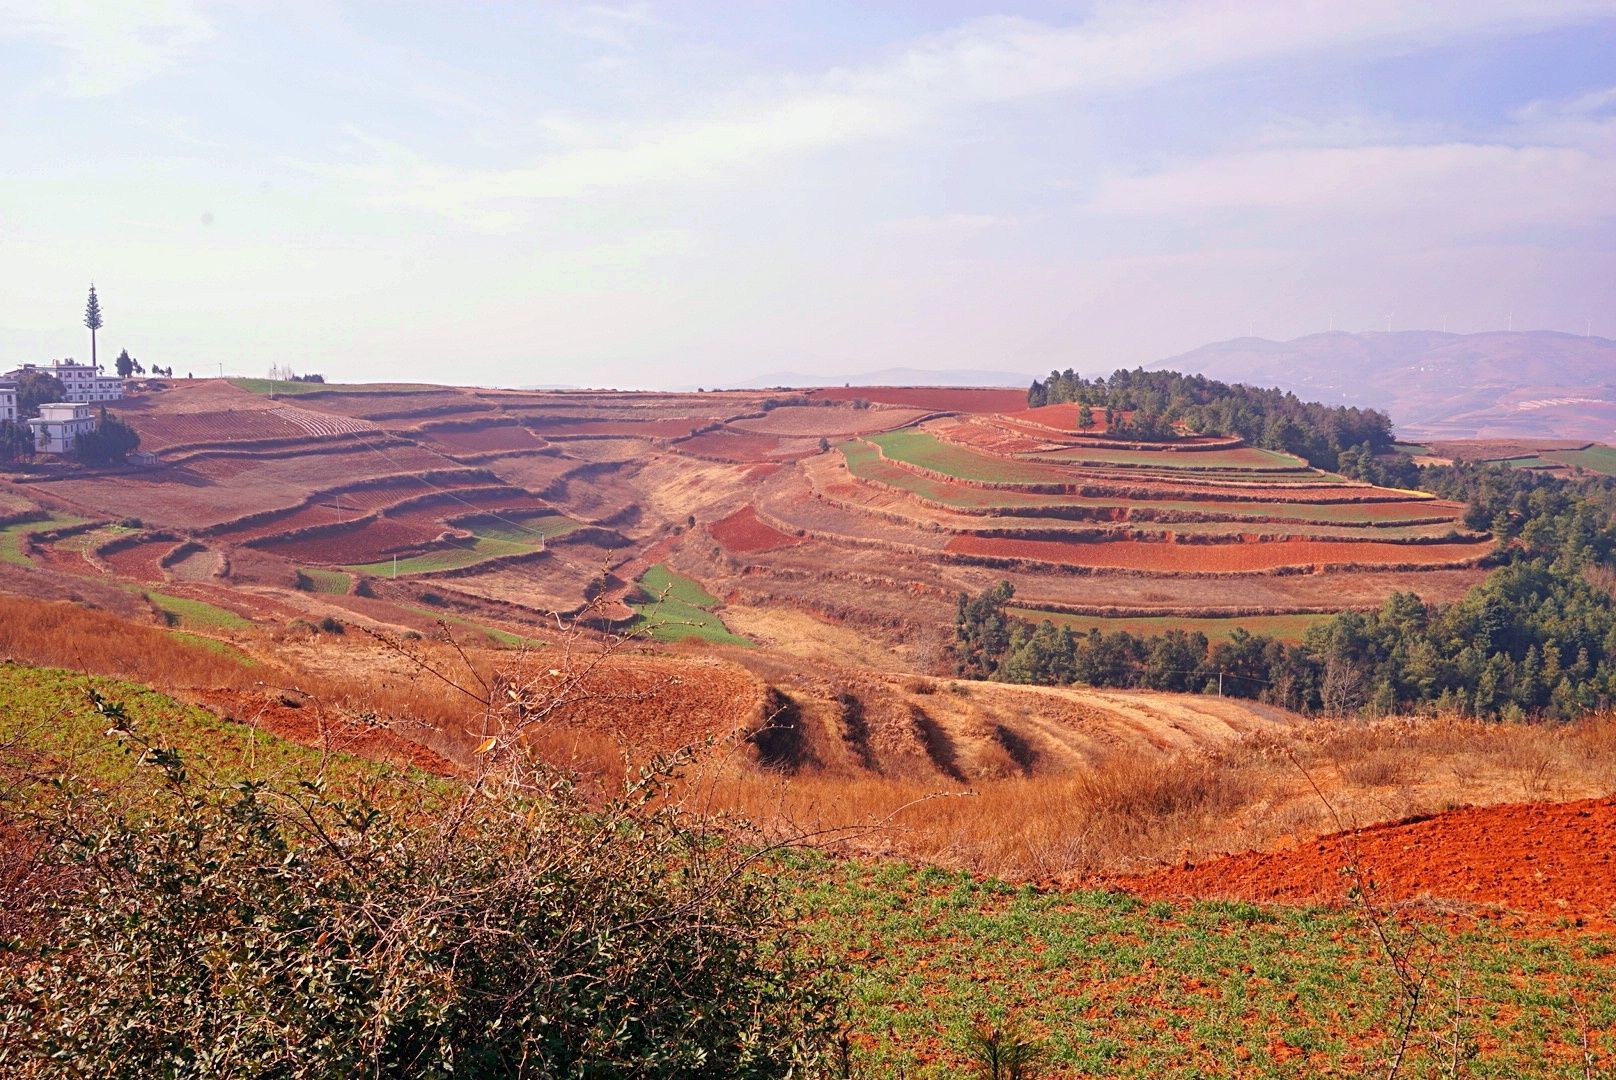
[1120, 794, 1616, 927]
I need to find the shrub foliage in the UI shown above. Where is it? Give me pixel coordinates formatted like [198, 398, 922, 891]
[1, 693, 839, 1077]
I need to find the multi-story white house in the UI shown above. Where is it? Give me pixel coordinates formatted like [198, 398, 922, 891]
[3, 359, 123, 403]
[0, 381, 17, 424]
[26, 402, 98, 455]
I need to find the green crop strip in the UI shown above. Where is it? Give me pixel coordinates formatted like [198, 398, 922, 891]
[345, 514, 583, 577]
[627, 564, 753, 646]
[0, 514, 92, 566]
[1007, 607, 1333, 643]
[147, 592, 252, 630]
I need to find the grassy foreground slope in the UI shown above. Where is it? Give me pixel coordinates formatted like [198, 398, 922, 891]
[0, 665, 421, 793]
[1, 664, 1611, 1076]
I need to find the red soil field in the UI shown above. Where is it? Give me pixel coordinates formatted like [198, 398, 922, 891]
[729, 406, 930, 437]
[213, 501, 370, 541]
[295, 391, 488, 420]
[710, 506, 800, 554]
[180, 445, 453, 487]
[1000, 402, 1126, 432]
[188, 689, 455, 776]
[388, 492, 555, 527]
[420, 424, 548, 453]
[255, 518, 444, 564]
[331, 475, 494, 511]
[99, 539, 175, 583]
[674, 429, 793, 462]
[523, 417, 710, 438]
[209, 476, 500, 540]
[807, 386, 1028, 413]
[933, 420, 1054, 456]
[945, 534, 1492, 572]
[1119, 795, 1616, 926]
[121, 406, 374, 450]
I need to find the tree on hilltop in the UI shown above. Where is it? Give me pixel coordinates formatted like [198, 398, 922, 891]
[84, 285, 103, 369]
[17, 370, 67, 418]
[1077, 403, 1095, 432]
[0, 420, 34, 463]
[74, 408, 140, 465]
[114, 349, 145, 379]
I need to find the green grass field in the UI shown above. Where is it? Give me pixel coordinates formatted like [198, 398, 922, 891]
[0, 514, 92, 566]
[839, 442, 1446, 526]
[146, 592, 252, 630]
[1008, 606, 1333, 643]
[867, 430, 1075, 485]
[298, 567, 353, 594]
[1032, 444, 1308, 471]
[345, 514, 583, 576]
[0, 664, 412, 792]
[1392, 442, 1433, 455]
[1544, 445, 1616, 476]
[799, 859, 1616, 1077]
[627, 564, 753, 646]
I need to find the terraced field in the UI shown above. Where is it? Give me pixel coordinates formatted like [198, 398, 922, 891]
[1027, 444, 1307, 470]
[1008, 607, 1332, 642]
[1, 378, 1491, 663]
[343, 513, 584, 576]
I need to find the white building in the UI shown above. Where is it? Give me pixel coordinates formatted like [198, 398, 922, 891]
[26, 402, 97, 455]
[3, 359, 123, 403]
[0, 381, 16, 424]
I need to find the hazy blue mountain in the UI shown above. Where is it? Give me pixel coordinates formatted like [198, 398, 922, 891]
[1153, 330, 1616, 440]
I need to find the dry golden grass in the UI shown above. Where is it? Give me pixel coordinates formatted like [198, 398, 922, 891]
[668, 712, 1616, 881]
[6, 593, 1613, 886]
[0, 595, 271, 690]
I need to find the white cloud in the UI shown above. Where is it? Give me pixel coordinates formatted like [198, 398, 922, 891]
[1088, 137, 1616, 237]
[330, 0, 1616, 228]
[551, 3, 658, 51]
[0, 0, 215, 96]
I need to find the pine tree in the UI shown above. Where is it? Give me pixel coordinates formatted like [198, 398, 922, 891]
[84, 284, 103, 369]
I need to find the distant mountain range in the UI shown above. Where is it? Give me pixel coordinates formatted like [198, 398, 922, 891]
[728, 367, 1033, 390]
[1152, 330, 1616, 441]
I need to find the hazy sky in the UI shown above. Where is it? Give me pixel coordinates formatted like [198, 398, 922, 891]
[2, 2, 1615, 388]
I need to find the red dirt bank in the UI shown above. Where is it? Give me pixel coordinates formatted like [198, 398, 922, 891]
[1119, 794, 1616, 925]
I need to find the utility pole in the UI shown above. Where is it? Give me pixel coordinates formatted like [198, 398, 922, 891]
[1218, 670, 1224, 697]
[392, 553, 397, 579]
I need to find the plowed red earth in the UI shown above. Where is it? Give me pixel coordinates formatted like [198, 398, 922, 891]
[1118, 795, 1616, 926]
[675, 429, 791, 462]
[122, 406, 372, 449]
[188, 689, 455, 776]
[525, 418, 707, 438]
[710, 506, 800, 554]
[1000, 403, 1128, 432]
[946, 534, 1490, 571]
[256, 518, 442, 563]
[100, 540, 174, 583]
[421, 425, 548, 452]
[807, 386, 1027, 412]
